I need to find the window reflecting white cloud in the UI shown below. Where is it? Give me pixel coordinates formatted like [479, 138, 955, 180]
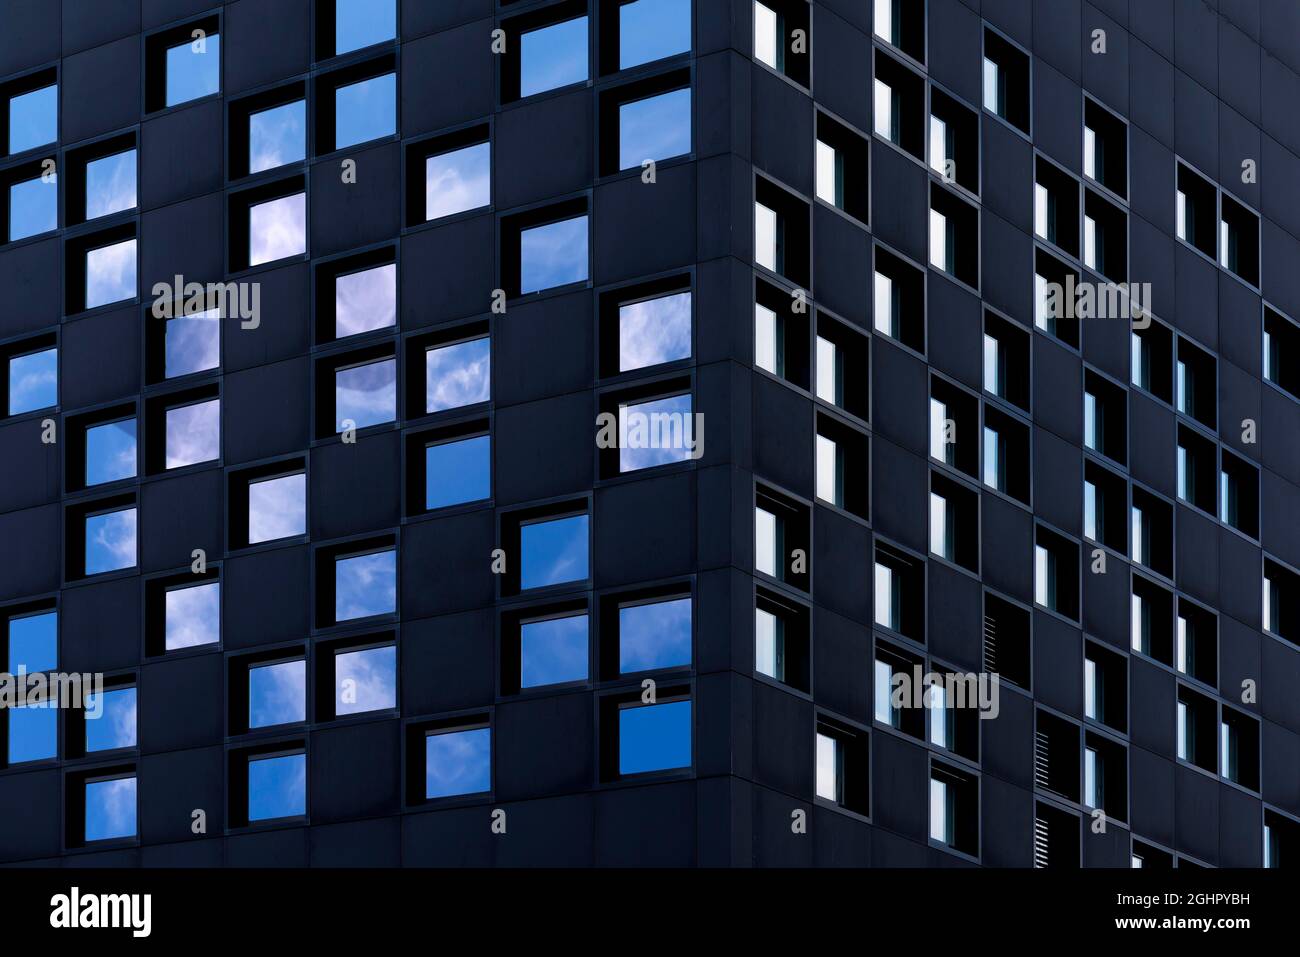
[425, 142, 491, 221]
[248, 753, 305, 821]
[619, 392, 694, 472]
[85, 150, 137, 220]
[166, 36, 220, 107]
[8, 84, 57, 154]
[165, 398, 220, 469]
[8, 347, 57, 414]
[335, 357, 396, 430]
[520, 215, 588, 294]
[619, 291, 691, 371]
[165, 580, 220, 650]
[85, 418, 136, 486]
[248, 101, 305, 174]
[335, 263, 396, 338]
[8, 176, 57, 241]
[425, 727, 490, 799]
[335, 645, 396, 715]
[247, 472, 306, 544]
[165, 308, 220, 377]
[425, 337, 490, 414]
[334, 550, 396, 621]
[521, 613, 588, 688]
[618, 88, 691, 171]
[249, 659, 305, 728]
[334, 73, 396, 150]
[249, 193, 306, 266]
[85, 238, 137, 309]
[520, 514, 588, 590]
[85, 506, 136, 575]
[520, 17, 588, 98]
[84, 687, 136, 752]
[619, 597, 691, 673]
[85, 777, 136, 841]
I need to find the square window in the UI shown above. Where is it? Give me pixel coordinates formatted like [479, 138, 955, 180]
[619, 392, 695, 472]
[7, 174, 56, 241]
[424, 335, 491, 413]
[612, 0, 691, 71]
[814, 111, 869, 222]
[425, 142, 491, 221]
[521, 611, 589, 688]
[334, 550, 397, 622]
[619, 698, 691, 775]
[85, 417, 136, 487]
[84, 776, 136, 841]
[84, 150, 137, 220]
[521, 16, 589, 98]
[334, 644, 396, 715]
[334, 72, 396, 150]
[8, 702, 56, 764]
[618, 87, 691, 171]
[617, 289, 691, 372]
[520, 215, 589, 294]
[165, 309, 221, 378]
[334, 0, 397, 55]
[425, 727, 491, 799]
[249, 192, 306, 267]
[8, 610, 56, 674]
[249, 101, 306, 175]
[618, 596, 691, 673]
[165, 398, 220, 469]
[7, 83, 57, 155]
[85, 506, 136, 575]
[249, 659, 306, 728]
[520, 513, 589, 590]
[425, 433, 491, 510]
[85, 238, 137, 309]
[165, 580, 220, 650]
[7, 346, 57, 415]
[84, 687, 137, 752]
[165, 35, 221, 107]
[247, 472, 307, 545]
[248, 752, 306, 821]
[335, 357, 396, 431]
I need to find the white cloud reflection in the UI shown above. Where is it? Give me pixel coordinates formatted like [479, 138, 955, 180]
[335, 358, 396, 430]
[425, 142, 491, 221]
[247, 473, 306, 544]
[335, 263, 396, 338]
[165, 580, 220, 650]
[335, 646, 396, 715]
[619, 291, 691, 371]
[249, 193, 306, 266]
[425, 337, 489, 413]
[165, 398, 220, 468]
[85, 238, 136, 309]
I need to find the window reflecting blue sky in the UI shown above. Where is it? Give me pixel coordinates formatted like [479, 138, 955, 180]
[335, 645, 396, 715]
[425, 727, 490, 799]
[165, 308, 220, 378]
[249, 193, 305, 266]
[619, 88, 691, 170]
[335, 357, 396, 430]
[85, 687, 137, 752]
[247, 472, 306, 544]
[335, 550, 396, 621]
[619, 392, 694, 472]
[426, 337, 490, 414]
[619, 699, 691, 774]
[8, 347, 57, 415]
[85, 777, 136, 841]
[9, 176, 56, 241]
[619, 290, 691, 371]
[9, 611, 56, 673]
[520, 514, 588, 590]
[248, 753, 305, 821]
[521, 613, 588, 688]
[166, 36, 220, 107]
[85, 149, 137, 220]
[520, 215, 588, 293]
[336, 0, 397, 55]
[335, 263, 395, 338]
[166, 398, 220, 469]
[425, 434, 490, 510]
[8, 84, 56, 154]
[85, 417, 136, 486]
[249, 659, 305, 728]
[8, 704, 55, 763]
[85, 506, 136, 575]
[248, 101, 305, 174]
[619, 597, 691, 672]
[620, 0, 691, 69]
[521, 17, 588, 98]
[335, 73, 396, 150]
[85, 238, 136, 309]
[165, 580, 220, 650]
[425, 142, 491, 221]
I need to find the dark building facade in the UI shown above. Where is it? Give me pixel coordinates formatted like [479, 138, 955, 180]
[0, 0, 1298, 868]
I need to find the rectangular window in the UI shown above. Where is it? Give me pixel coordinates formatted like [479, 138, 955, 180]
[874, 78, 898, 143]
[166, 34, 220, 107]
[815, 433, 841, 506]
[85, 238, 137, 309]
[520, 513, 589, 590]
[85, 776, 136, 840]
[8, 610, 56, 674]
[426, 727, 491, 798]
[929, 114, 948, 175]
[521, 16, 589, 98]
[620, 291, 691, 371]
[7, 83, 57, 154]
[248, 752, 306, 821]
[8, 174, 56, 241]
[982, 58, 1001, 116]
[520, 611, 589, 688]
[248, 193, 306, 267]
[249, 659, 306, 729]
[619, 699, 691, 775]
[815, 139, 840, 207]
[874, 271, 896, 338]
[1084, 746, 1099, 808]
[334, 72, 396, 150]
[165, 580, 220, 650]
[85, 687, 137, 752]
[249, 102, 305, 175]
[983, 425, 1005, 492]
[7, 346, 58, 415]
[165, 398, 220, 469]
[520, 215, 589, 294]
[334, 549, 397, 622]
[815, 731, 842, 803]
[619, 392, 695, 472]
[425, 434, 491, 510]
[928, 207, 948, 272]
[85, 506, 136, 575]
[334, 0, 397, 55]
[930, 775, 952, 844]
[165, 309, 221, 378]
[334, 645, 396, 715]
[619, 88, 691, 171]
[8, 702, 56, 764]
[755, 504, 779, 578]
[335, 357, 396, 431]
[874, 657, 897, 727]
[754, 201, 779, 272]
[425, 141, 491, 221]
[618, 597, 691, 673]
[874, 561, 899, 631]
[928, 684, 953, 750]
[334, 263, 396, 339]
[753, 2, 779, 70]
[618, 0, 691, 70]
[755, 605, 785, 681]
[425, 336, 490, 414]
[815, 336, 839, 405]
[247, 472, 306, 545]
[929, 491, 952, 560]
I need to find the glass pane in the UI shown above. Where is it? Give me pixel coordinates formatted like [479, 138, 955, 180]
[620, 291, 691, 371]
[249, 193, 306, 266]
[874, 272, 894, 336]
[874, 563, 893, 628]
[334, 73, 396, 150]
[520, 215, 588, 293]
[754, 506, 777, 576]
[520, 514, 588, 590]
[83, 149, 137, 222]
[85, 777, 136, 840]
[425, 142, 491, 221]
[247, 473, 306, 544]
[873, 79, 892, 139]
[335, 263, 396, 338]
[815, 433, 838, 504]
[929, 777, 947, 842]
[982, 58, 998, 113]
[619, 392, 694, 472]
[619, 597, 691, 673]
[86, 238, 137, 308]
[248, 753, 305, 821]
[335, 357, 396, 430]
[929, 208, 947, 270]
[165, 398, 220, 469]
[929, 493, 947, 558]
[334, 550, 397, 621]
[9, 84, 57, 153]
[8, 611, 56, 673]
[815, 732, 838, 800]
[755, 606, 778, 679]
[928, 684, 948, 747]
[335, 0, 397, 55]
[521, 613, 588, 688]
[753, 2, 778, 69]
[426, 728, 491, 798]
[520, 17, 589, 97]
[85, 507, 136, 574]
[165, 581, 220, 650]
[84, 687, 137, 752]
[620, 0, 691, 69]
[335, 645, 397, 715]
[619, 88, 691, 170]
[815, 140, 837, 205]
[248, 101, 305, 174]
[874, 658, 893, 724]
[166, 36, 220, 107]
[619, 699, 691, 774]
[165, 308, 220, 378]
[8, 176, 56, 241]
[8, 704, 56, 763]
[425, 337, 491, 413]
[930, 114, 947, 174]
[755, 303, 778, 373]
[754, 202, 777, 270]
[7, 348, 57, 415]
[425, 434, 491, 509]
[249, 659, 306, 728]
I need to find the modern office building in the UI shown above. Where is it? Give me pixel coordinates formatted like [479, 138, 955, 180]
[0, 0, 1297, 868]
